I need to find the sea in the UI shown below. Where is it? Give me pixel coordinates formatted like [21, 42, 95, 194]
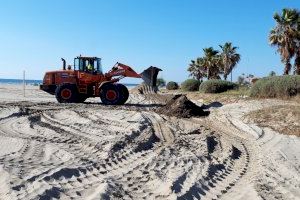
[0, 78, 41, 85]
[0, 79, 138, 88]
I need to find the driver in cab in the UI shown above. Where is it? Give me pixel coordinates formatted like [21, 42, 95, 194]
[86, 61, 94, 73]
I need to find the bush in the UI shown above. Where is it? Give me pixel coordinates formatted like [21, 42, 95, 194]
[181, 79, 201, 91]
[199, 79, 238, 93]
[250, 75, 300, 98]
[166, 81, 179, 90]
[156, 78, 166, 87]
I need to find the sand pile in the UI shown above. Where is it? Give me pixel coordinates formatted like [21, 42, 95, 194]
[157, 94, 208, 118]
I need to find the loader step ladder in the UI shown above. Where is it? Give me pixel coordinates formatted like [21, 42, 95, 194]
[78, 85, 87, 94]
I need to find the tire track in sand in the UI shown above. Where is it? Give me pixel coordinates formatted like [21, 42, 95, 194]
[0, 101, 251, 199]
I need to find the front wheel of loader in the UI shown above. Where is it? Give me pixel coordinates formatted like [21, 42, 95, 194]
[55, 84, 78, 103]
[116, 84, 129, 105]
[100, 84, 121, 105]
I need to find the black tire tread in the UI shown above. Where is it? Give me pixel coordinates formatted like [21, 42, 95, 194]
[116, 84, 129, 105]
[55, 84, 78, 103]
[100, 83, 121, 105]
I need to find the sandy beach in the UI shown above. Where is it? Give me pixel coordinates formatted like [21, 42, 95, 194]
[0, 84, 299, 200]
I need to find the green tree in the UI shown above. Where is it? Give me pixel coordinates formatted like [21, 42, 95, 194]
[269, 8, 300, 75]
[188, 57, 207, 81]
[292, 11, 300, 74]
[247, 74, 254, 78]
[156, 78, 166, 87]
[269, 71, 276, 76]
[219, 42, 241, 80]
[295, 51, 300, 74]
[202, 47, 221, 79]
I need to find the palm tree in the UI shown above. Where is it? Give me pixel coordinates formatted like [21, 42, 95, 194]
[269, 8, 299, 75]
[295, 50, 300, 74]
[219, 42, 241, 80]
[202, 47, 220, 79]
[188, 58, 207, 81]
[294, 18, 300, 74]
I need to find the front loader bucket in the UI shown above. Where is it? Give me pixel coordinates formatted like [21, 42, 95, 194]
[140, 66, 162, 93]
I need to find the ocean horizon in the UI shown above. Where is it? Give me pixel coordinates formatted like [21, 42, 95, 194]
[0, 78, 41, 85]
[0, 78, 139, 87]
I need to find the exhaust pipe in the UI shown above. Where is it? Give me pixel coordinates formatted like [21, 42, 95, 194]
[61, 58, 66, 70]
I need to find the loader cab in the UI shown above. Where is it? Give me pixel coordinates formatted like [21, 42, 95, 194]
[74, 56, 102, 74]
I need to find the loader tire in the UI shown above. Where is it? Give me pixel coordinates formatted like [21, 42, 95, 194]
[100, 83, 121, 105]
[55, 84, 78, 103]
[116, 84, 129, 105]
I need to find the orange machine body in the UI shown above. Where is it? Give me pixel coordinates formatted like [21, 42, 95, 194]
[40, 57, 141, 97]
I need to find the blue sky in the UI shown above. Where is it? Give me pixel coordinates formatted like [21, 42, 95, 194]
[0, 0, 299, 83]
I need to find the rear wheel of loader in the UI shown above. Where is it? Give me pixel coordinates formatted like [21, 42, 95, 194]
[55, 84, 78, 103]
[100, 84, 121, 105]
[116, 84, 129, 105]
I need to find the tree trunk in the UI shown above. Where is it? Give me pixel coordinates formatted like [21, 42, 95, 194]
[207, 68, 210, 80]
[224, 65, 228, 80]
[284, 61, 291, 75]
[295, 53, 300, 75]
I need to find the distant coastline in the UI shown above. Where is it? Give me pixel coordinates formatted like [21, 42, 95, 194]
[0, 78, 41, 85]
[0, 78, 139, 87]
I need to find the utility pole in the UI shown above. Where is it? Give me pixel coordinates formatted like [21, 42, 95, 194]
[23, 70, 25, 97]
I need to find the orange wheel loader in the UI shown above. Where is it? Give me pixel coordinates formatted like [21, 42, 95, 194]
[40, 56, 161, 105]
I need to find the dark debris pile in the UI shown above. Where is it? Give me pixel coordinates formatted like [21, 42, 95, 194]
[157, 95, 209, 118]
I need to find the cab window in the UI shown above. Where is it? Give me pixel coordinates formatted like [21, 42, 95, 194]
[96, 58, 103, 74]
[74, 58, 80, 70]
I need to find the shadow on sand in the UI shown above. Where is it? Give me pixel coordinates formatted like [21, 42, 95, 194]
[83, 102, 163, 108]
[201, 101, 223, 109]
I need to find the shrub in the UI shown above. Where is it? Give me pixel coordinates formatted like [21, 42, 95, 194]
[166, 81, 179, 90]
[181, 79, 201, 91]
[250, 75, 300, 98]
[156, 78, 166, 87]
[269, 71, 276, 77]
[199, 79, 238, 93]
